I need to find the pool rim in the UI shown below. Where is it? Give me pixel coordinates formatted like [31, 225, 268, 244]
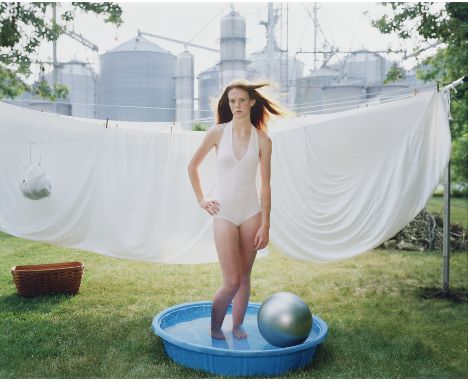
[152, 300, 328, 357]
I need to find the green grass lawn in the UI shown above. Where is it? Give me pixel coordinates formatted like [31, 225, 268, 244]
[425, 196, 468, 228]
[0, 227, 467, 378]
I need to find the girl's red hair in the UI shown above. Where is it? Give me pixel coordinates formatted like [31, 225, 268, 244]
[214, 79, 293, 132]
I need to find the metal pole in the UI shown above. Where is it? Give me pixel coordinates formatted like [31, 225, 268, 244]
[52, 3, 57, 88]
[439, 76, 466, 294]
[442, 159, 451, 292]
[286, 2, 289, 80]
[267, 2, 274, 79]
[313, 3, 317, 71]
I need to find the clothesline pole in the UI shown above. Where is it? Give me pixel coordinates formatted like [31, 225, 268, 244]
[437, 82, 451, 293]
[440, 75, 466, 293]
[442, 160, 451, 293]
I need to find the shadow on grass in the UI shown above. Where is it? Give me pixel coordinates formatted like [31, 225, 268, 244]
[418, 287, 468, 303]
[0, 292, 78, 313]
[0, 231, 14, 240]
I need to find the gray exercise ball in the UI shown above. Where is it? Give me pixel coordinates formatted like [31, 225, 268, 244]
[257, 292, 313, 348]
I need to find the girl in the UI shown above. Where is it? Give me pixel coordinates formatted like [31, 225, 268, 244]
[188, 80, 290, 340]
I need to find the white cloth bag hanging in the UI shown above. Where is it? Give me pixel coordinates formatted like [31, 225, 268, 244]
[20, 163, 52, 200]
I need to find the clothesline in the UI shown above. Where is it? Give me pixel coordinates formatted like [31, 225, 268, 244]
[182, 89, 434, 122]
[293, 91, 421, 111]
[296, 93, 418, 115]
[0, 83, 436, 115]
[290, 84, 435, 107]
[441, 75, 467, 120]
[19, 89, 429, 150]
[79, 90, 432, 127]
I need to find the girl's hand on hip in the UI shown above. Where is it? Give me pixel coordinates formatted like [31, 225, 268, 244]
[198, 197, 220, 216]
[254, 225, 269, 250]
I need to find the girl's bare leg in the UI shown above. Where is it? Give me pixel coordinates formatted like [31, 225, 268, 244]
[211, 217, 242, 339]
[232, 212, 262, 339]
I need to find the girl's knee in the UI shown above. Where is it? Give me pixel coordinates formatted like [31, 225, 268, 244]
[224, 276, 241, 291]
[239, 274, 251, 286]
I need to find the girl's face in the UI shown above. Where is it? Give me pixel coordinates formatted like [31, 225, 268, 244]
[227, 87, 256, 119]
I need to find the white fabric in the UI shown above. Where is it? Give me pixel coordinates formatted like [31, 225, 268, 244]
[0, 91, 450, 263]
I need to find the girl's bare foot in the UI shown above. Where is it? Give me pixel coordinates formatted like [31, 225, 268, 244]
[211, 327, 226, 340]
[233, 325, 247, 339]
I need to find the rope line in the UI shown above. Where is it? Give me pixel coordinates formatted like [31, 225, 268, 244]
[20, 90, 428, 149]
[291, 83, 435, 107]
[1, 84, 435, 117]
[4, 89, 433, 126]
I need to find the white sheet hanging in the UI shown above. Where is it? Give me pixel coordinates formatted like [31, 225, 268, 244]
[0, 91, 450, 263]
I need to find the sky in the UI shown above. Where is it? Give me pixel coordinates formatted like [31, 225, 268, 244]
[34, 1, 441, 83]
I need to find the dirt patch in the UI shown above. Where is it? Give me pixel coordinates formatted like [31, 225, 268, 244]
[418, 287, 468, 303]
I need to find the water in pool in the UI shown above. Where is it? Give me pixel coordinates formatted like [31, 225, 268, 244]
[164, 311, 318, 351]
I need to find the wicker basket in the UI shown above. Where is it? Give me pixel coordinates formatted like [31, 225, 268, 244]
[11, 261, 84, 297]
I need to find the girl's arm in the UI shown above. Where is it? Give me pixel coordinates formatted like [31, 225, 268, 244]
[258, 132, 272, 229]
[188, 126, 219, 202]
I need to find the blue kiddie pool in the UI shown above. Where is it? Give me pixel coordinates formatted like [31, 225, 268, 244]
[151, 301, 328, 377]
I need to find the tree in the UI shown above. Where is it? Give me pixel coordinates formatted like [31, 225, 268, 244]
[373, 2, 468, 187]
[192, 122, 208, 131]
[0, 2, 123, 100]
[383, 63, 405, 84]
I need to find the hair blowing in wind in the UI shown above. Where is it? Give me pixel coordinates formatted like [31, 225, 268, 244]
[215, 80, 295, 132]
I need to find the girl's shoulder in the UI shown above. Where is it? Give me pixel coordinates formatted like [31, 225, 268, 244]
[256, 128, 272, 144]
[207, 123, 227, 146]
[207, 122, 226, 135]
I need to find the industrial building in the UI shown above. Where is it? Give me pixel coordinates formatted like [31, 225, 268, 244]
[97, 35, 176, 122]
[8, 3, 432, 128]
[45, 60, 96, 118]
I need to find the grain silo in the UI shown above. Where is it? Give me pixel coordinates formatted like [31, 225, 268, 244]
[197, 64, 220, 122]
[5, 91, 71, 115]
[45, 60, 96, 118]
[175, 50, 194, 130]
[197, 64, 257, 125]
[295, 66, 341, 113]
[98, 35, 176, 122]
[366, 84, 409, 101]
[322, 85, 366, 112]
[219, 10, 248, 89]
[295, 66, 366, 114]
[248, 47, 304, 106]
[342, 49, 392, 86]
[245, 66, 259, 82]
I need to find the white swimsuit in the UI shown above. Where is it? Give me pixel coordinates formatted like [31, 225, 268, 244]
[213, 120, 262, 226]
